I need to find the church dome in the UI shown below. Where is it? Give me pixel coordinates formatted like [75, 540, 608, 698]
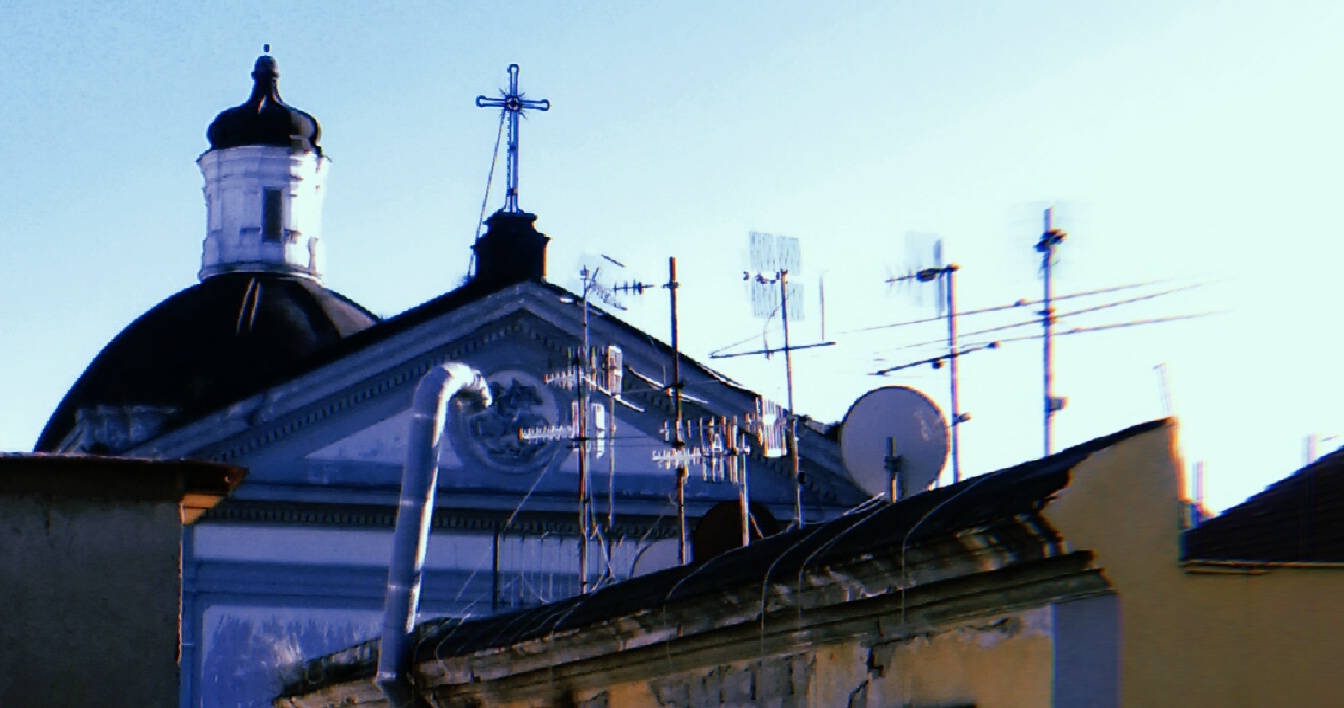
[206, 55, 322, 154]
[36, 273, 376, 452]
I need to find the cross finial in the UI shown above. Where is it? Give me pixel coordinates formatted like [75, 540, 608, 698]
[263, 43, 270, 53]
[476, 64, 551, 214]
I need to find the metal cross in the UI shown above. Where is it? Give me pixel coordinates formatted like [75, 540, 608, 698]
[476, 64, 550, 214]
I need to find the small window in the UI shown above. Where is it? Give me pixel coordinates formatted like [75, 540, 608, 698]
[263, 188, 284, 241]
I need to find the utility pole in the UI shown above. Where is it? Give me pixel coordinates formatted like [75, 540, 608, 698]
[938, 265, 963, 483]
[890, 261, 965, 483]
[1037, 208, 1067, 456]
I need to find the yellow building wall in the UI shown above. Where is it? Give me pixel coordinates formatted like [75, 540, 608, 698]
[862, 609, 1055, 708]
[557, 608, 1054, 708]
[1045, 422, 1344, 708]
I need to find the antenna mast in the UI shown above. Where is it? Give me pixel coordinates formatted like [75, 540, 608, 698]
[718, 232, 835, 528]
[1037, 208, 1067, 456]
[940, 266, 963, 482]
[886, 235, 967, 483]
[521, 263, 620, 594]
[668, 257, 688, 565]
[778, 269, 803, 522]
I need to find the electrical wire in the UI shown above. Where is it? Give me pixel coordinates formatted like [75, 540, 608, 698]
[466, 109, 508, 277]
[966, 311, 1221, 347]
[849, 280, 1168, 335]
[873, 283, 1204, 355]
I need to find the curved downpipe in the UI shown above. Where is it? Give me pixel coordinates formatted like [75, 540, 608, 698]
[377, 362, 491, 707]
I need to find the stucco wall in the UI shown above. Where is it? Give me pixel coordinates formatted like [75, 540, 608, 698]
[1045, 422, 1344, 708]
[0, 495, 181, 706]
[494, 607, 1055, 708]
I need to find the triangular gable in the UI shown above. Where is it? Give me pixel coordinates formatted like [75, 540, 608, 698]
[127, 281, 867, 511]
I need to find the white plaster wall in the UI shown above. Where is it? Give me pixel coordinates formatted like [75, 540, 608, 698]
[197, 145, 327, 280]
[192, 526, 680, 582]
[306, 405, 685, 479]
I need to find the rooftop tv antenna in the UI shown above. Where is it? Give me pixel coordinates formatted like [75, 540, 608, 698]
[522, 339, 629, 594]
[597, 256, 692, 564]
[570, 255, 696, 565]
[886, 234, 967, 483]
[475, 64, 550, 215]
[840, 387, 949, 500]
[1037, 208, 1068, 455]
[713, 232, 835, 527]
[655, 413, 763, 553]
[519, 259, 638, 593]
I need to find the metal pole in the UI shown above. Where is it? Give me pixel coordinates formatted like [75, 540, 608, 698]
[669, 257, 688, 566]
[885, 437, 902, 501]
[1043, 217, 1053, 457]
[780, 270, 803, 527]
[491, 527, 500, 614]
[1038, 208, 1065, 457]
[946, 266, 961, 483]
[506, 100, 519, 211]
[739, 433, 751, 548]
[577, 294, 591, 593]
[606, 354, 618, 583]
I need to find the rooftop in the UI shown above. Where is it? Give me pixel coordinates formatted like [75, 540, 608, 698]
[278, 419, 1166, 701]
[1183, 446, 1344, 563]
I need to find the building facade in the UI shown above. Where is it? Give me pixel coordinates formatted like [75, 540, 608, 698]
[35, 55, 869, 707]
[280, 421, 1344, 708]
[0, 455, 242, 707]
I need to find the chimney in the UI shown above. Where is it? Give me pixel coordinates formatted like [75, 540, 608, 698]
[470, 210, 549, 290]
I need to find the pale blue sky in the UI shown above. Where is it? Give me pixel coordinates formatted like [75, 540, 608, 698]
[2, 1, 1340, 511]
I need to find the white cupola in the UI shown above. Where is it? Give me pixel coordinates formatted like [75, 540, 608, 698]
[197, 54, 329, 281]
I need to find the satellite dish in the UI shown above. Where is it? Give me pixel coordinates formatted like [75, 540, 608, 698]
[840, 386, 949, 500]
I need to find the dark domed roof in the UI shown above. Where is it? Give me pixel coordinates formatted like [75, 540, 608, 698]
[36, 273, 377, 451]
[206, 55, 322, 154]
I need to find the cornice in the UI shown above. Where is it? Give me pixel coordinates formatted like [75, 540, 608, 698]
[204, 312, 571, 463]
[200, 499, 680, 539]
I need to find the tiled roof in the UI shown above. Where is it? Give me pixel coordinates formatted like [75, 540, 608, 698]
[1183, 446, 1344, 563]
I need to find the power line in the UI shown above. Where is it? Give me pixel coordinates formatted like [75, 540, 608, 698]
[872, 283, 1204, 355]
[847, 279, 1168, 335]
[871, 341, 1000, 376]
[964, 312, 1220, 346]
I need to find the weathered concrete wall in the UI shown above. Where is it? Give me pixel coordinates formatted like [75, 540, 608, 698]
[1045, 422, 1344, 708]
[484, 606, 1055, 708]
[0, 495, 181, 706]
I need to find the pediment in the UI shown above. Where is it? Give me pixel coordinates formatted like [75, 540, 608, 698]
[129, 281, 866, 509]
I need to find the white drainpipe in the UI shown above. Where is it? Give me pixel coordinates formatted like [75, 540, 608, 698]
[377, 362, 491, 707]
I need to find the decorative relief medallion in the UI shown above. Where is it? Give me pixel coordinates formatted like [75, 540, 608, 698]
[448, 369, 568, 474]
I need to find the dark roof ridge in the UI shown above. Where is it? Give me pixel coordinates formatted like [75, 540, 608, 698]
[1183, 444, 1344, 563]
